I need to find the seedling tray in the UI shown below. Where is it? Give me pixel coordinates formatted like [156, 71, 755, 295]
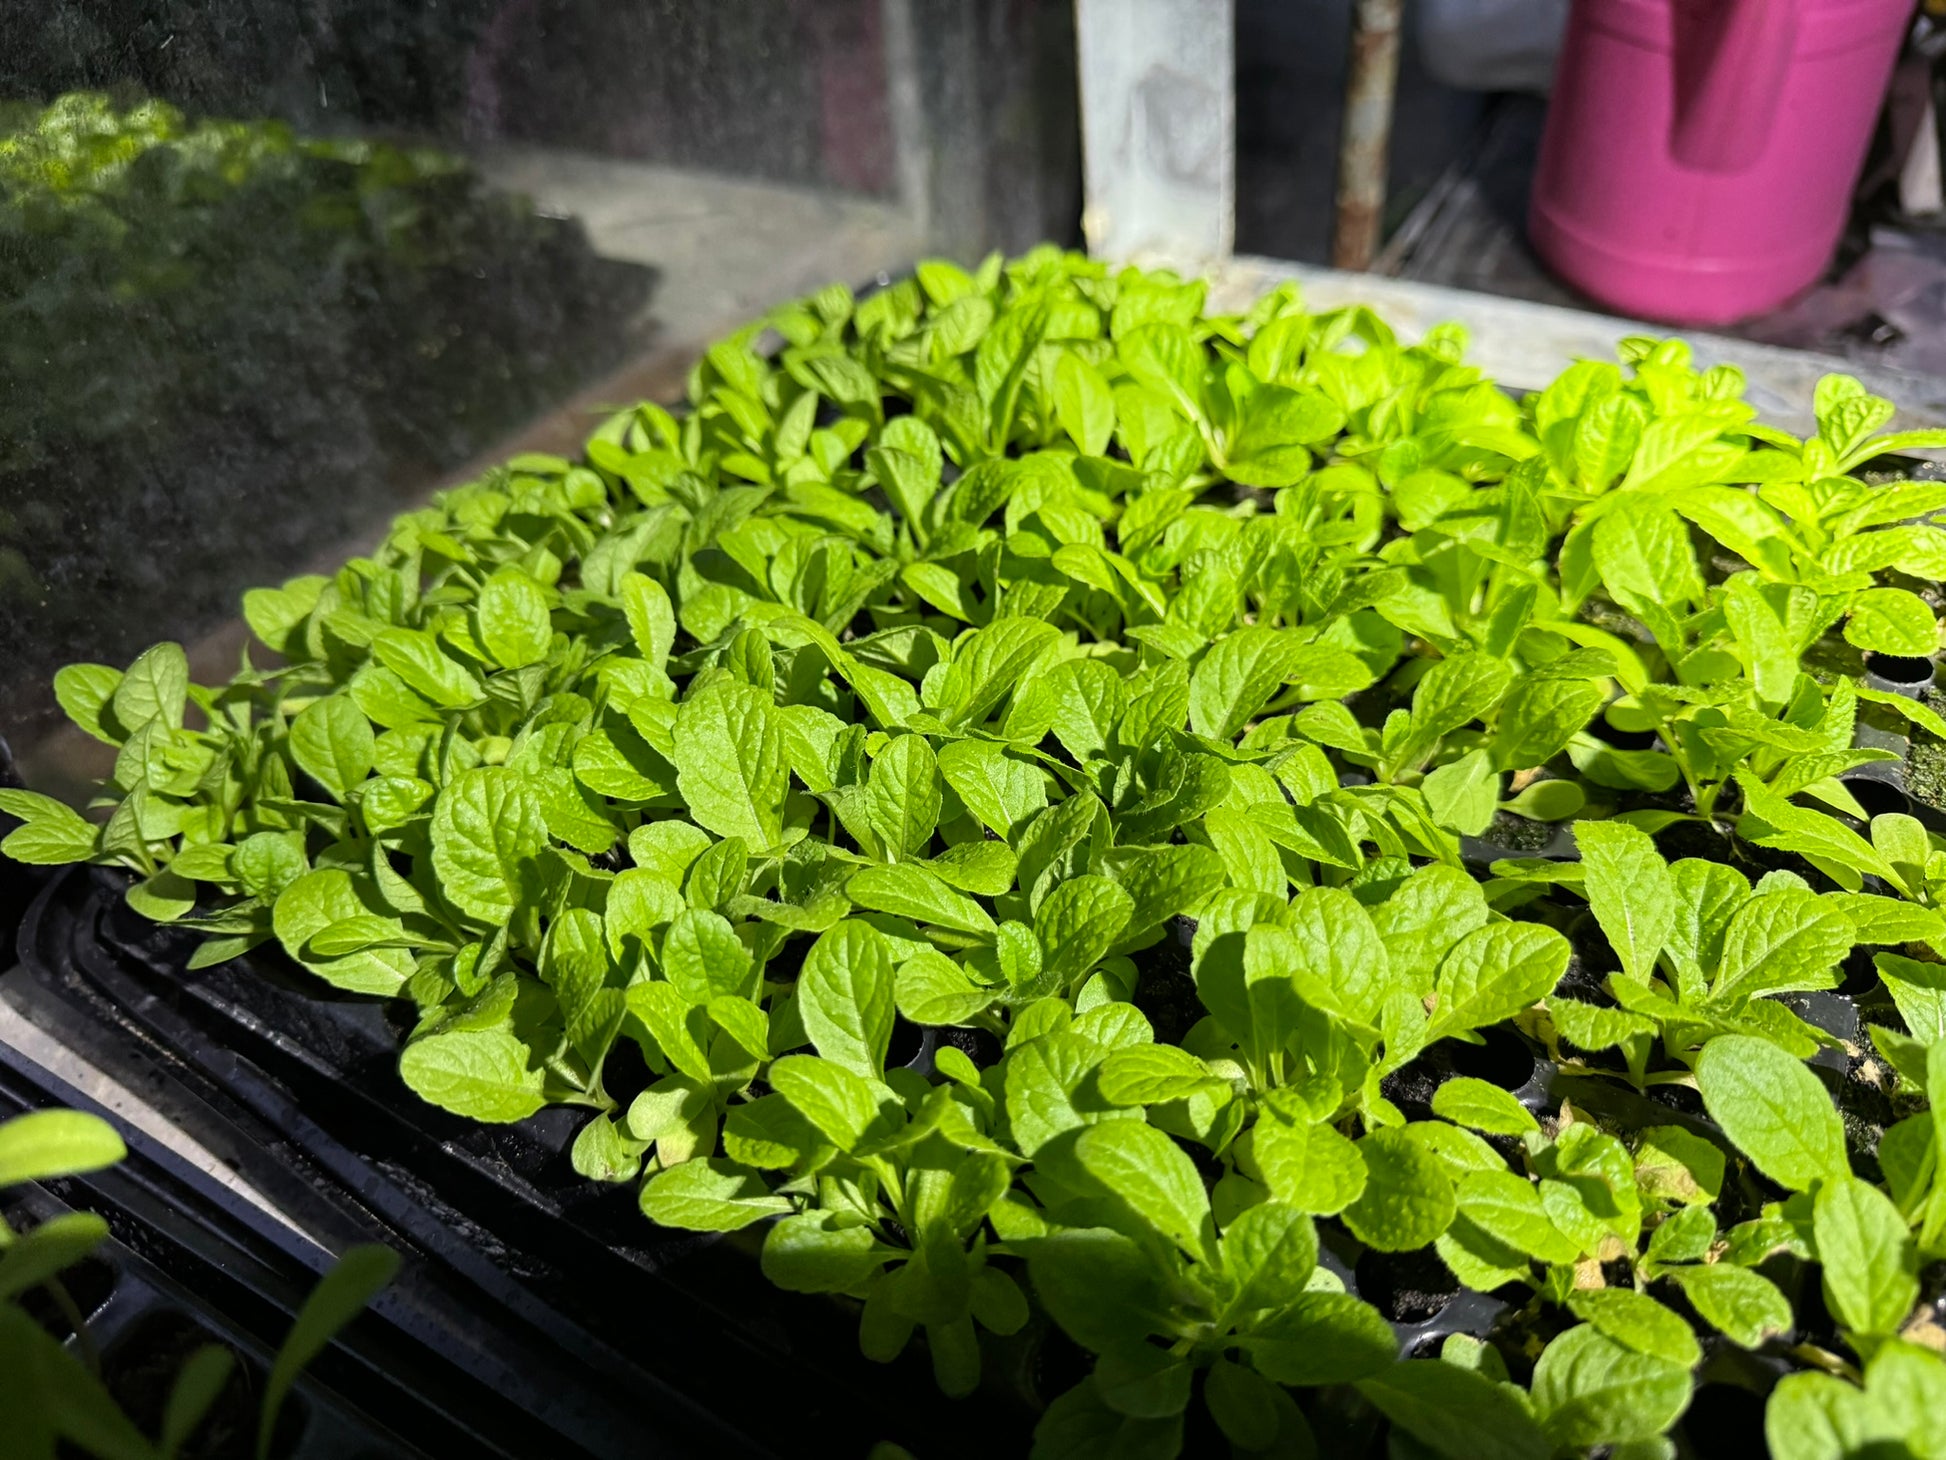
[0, 1023, 658, 1460]
[41, 856, 1883, 1454]
[11, 266, 1946, 1460]
[10, 865, 1045, 1458]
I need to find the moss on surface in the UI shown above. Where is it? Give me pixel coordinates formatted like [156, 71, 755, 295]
[1906, 687, 1946, 812]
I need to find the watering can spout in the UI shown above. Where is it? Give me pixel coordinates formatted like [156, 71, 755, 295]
[1670, 0, 1802, 173]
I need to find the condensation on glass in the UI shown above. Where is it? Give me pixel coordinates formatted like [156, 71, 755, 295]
[1, 0, 1080, 792]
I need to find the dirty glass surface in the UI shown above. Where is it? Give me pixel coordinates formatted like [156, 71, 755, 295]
[2, 0, 1080, 794]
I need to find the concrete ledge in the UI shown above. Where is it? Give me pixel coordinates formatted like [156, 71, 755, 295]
[1193, 253, 1946, 435]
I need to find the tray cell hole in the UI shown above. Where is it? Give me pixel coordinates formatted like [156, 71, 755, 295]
[1445, 1025, 1536, 1093]
[18, 1255, 118, 1340]
[1354, 1246, 1459, 1325]
[98, 1310, 309, 1460]
[887, 1016, 930, 1071]
[1865, 653, 1935, 687]
[3, 1202, 120, 1339]
[1675, 1381, 1768, 1459]
[1839, 774, 1911, 821]
[933, 1023, 1003, 1068]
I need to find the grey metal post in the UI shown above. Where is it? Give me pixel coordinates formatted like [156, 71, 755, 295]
[1332, 0, 1405, 270]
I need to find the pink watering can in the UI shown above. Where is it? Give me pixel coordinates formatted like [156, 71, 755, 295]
[1530, 0, 1913, 325]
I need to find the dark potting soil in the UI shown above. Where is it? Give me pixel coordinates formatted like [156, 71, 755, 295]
[1379, 1027, 1544, 1123]
[1463, 1299, 1573, 1389]
[1815, 1064, 1899, 1185]
[1130, 917, 1204, 1049]
[1355, 1245, 1460, 1325]
[1477, 811, 1562, 854]
[1606, 784, 1841, 886]
[1904, 686, 1946, 814]
[1555, 926, 1623, 1008]
[932, 1023, 1004, 1069]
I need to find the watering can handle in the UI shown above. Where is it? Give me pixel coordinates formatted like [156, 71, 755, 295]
[1670, 0, 1802, 173]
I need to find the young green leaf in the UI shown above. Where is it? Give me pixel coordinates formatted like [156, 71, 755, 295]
[288, 694, 375, 803]
[371, 628, 481, 708]
[1431, 923, 1569, 1037]
[866, 733, 942, 860]
[430, 767, 549, 924]
[0, 790, 98, 865]
[398, 1029, 547, 1123]
[1713, 890, 1855, 1003]
[258, 1245, 401, 1460]
[761, 1212, 893, 1293]
[1432, 1078, 1539, 1136]
[1035, 876, 1134, 990]
[1695, 1034, 1847, 1192]
[1452, 1169, 1579, 1266]
[1219, 1199, 1319, 1313]
[1422, 750, 1499, 837]
[1575, 819, 1674, 983]
[848, 862, 997, 937]
[1054, 350, 1115, 457]
[112, 641, 189, 733]
[1813, 1174, 1919, 1339]
[797, 920, 897, 1078]
[1074, 1119, 1214, 1262]
[1566, 1289, 1701, 1368]
[671, 680, 787, 851]
[621, 572, 678, 667]
[1251, 1113, 1368, 1216]
[1240, 1291, 1396, 1385]
[639, 1158, 793, 1232]
[1189, 628, 1313, 742]
[1664, 1264, 1792, 1349]
[1530, 1323, 1692, 1450]
[1357, 1359, 1552, 1460]
[1341, 1128, 1457, 1252]
[0, 1110, 127, 1187]
[475, 566, 554, 669]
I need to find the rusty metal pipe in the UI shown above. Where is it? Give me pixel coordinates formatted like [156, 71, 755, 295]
[1332, 0, 1405, 271]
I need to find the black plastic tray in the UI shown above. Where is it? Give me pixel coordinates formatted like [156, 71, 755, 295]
[24, 862, 1518, 1391]
[14, 858, 1907, 1460]
[11, 865, 1047, 1457]
[0, 1020, 666, 1460]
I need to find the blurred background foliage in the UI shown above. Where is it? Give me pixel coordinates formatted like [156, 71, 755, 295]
[0, 90, 648, 740]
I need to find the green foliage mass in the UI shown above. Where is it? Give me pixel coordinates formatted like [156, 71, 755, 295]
[0, 91, 640, 736]
[8, 247, 1946, 1457]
